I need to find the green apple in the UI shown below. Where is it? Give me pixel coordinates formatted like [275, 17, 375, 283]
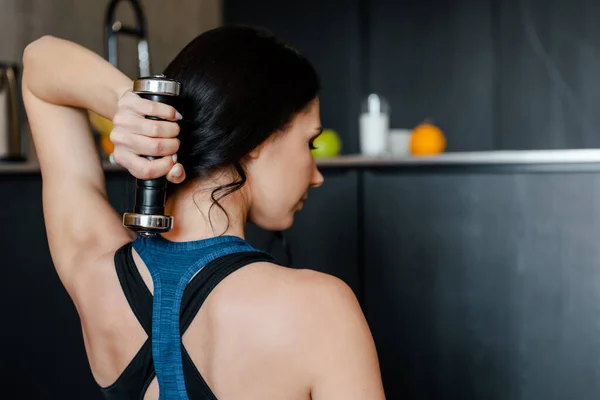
[311, 129, 341, 158]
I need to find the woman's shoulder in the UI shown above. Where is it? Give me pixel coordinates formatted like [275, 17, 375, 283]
[206, 260, 363, 344]
[205, 261, 382, 396]
[214, 261, 357, 311]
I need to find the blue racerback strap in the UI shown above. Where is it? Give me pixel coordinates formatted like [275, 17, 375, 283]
[132, 235, 266, 400]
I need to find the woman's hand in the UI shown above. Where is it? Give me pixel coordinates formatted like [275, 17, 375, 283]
[110, 89, 186, 184]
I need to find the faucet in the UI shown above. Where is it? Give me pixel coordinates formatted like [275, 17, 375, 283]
[104, 0, 151, 77]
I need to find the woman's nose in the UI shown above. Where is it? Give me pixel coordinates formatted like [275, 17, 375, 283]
[311, 166, 324, 188]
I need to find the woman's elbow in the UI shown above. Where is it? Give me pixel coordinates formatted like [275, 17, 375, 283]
[23, 35, 56, 59]
[22, 35, 57, 82]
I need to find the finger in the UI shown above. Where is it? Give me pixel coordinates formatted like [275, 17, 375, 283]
[112, 111, 180, 138]
[113, 148, 174, 180]
[128, 96, 182, 121]
[167, 163, 186, 184]
[114, 111, 180, 139]
[137, 118, 180, 138]
[111, 129, 180, 157]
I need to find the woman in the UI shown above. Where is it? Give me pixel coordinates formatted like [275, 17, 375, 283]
[22, 26, 385, 399]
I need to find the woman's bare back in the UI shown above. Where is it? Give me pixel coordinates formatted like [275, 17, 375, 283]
[73, 244, 374, 399]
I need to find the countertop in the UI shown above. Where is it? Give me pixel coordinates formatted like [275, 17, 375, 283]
[5, 149, 600, 174]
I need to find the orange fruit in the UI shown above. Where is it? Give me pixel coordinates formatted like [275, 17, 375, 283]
[100, 135, 114, 156]
[410, 121, 446, 155]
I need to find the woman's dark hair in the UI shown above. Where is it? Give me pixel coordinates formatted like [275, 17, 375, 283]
[162, 25, 320, 230]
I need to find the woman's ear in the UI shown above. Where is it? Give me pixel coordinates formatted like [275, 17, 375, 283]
[246, 129, 281, 163]
[241, 145, 261, 171]
[247, 146, 261, 160]
[247, 136, 271, 160]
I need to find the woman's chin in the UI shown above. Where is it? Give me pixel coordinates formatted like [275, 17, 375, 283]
[250, 213, 295, 232]
[275, 215, 295, 231]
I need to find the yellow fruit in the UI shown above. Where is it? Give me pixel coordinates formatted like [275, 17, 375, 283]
[88, 110, 113, 137]
[410, 121, 446, 155]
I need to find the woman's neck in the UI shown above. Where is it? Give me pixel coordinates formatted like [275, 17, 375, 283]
[160, 180, 249, 243]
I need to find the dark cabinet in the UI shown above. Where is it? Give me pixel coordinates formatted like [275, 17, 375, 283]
[1, 174, 102, 399]
[0, 172, 143, 398]
[363, 168, 600, 399]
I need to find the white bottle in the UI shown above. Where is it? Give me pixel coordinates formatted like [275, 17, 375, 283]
[359, 94, 390, 156]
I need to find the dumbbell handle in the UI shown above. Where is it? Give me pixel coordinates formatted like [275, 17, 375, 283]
[133, 93, 178, 216]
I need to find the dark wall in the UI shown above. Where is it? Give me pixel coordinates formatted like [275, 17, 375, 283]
[497, 0, 600, 149]
[223, 0, 363, 153]
[224, 0, 600, 151]
[366, 0, 496, 151]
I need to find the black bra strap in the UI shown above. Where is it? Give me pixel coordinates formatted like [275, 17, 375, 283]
[114, 243, 153, 334]
[180, 251, 276, 333]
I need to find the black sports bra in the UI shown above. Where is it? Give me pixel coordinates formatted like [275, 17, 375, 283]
[98, 242, 275, 399]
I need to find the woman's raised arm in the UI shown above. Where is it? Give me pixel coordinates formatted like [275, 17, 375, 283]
[21, 36, 179, 293]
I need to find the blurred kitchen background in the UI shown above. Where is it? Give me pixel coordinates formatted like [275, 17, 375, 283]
[4, 0, 600, 399]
